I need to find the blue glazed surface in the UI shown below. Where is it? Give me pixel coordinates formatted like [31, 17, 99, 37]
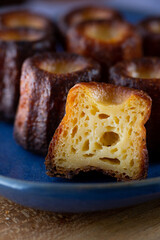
[0, 10, 160, 212]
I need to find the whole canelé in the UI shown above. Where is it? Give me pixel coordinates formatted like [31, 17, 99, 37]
[14, 52, 101, 155]
[0, 10, 55, 34]
[59, 6, 122, 37]
[109, 57, 160, 156]
[67, 19, 142, 80]
[0, 28, 55, 121]
[138, 17, 160, 57]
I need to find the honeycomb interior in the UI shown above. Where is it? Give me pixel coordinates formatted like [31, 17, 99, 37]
[127, 62, 160, 79]
[39, 59, 88, 74]
[69, 9, 112, 26]
[83, 22, 129, 43]
[0, 30, 43, 41]
[52, 86, 148, 179]
[3, 13, 46, 29]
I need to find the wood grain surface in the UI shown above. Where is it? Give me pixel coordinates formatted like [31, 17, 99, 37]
[0, 196, 160, 240]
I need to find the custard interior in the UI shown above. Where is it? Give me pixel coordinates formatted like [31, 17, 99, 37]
[39, 59, 88, 74]
[83, 23, 129, 43]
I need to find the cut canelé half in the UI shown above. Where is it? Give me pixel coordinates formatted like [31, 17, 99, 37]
[67, 19, 142, 80]
[45, 82, 151, 181]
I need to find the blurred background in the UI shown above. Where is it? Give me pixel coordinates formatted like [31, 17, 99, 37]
[0, 0, 160, 16]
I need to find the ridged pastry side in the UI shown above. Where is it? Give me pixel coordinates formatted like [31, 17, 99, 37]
[0, 28, 55, 121]
[138, 17, 160, 57]
[109, 57, 160, 155]
[14, 53, 101, 155]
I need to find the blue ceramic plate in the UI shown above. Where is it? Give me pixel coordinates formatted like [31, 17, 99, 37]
[1, 8, 160, 213]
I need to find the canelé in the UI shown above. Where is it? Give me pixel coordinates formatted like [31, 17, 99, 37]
[109, 57, 160, 155]
[138, 17, 160, 56]
[45, 82, 151, 180]
[0, 28, 55, 121]
[14, 52, 101, 155]
[59, 6, 122, 36]
[0, 10, 54, 34]
[67, 20, 142, 79]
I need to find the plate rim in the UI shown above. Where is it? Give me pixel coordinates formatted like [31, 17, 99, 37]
[1, 174, 160, 190]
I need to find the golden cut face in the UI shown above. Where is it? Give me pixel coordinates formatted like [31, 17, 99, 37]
[46, 82, 151, 180]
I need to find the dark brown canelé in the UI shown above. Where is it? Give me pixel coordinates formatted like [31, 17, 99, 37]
[109, 57, 160, 155]
[14, 52, 101, 155]
[59, 6, 122, 37]
[67, 19, 142, 80]
[0, 10, 54, 34]
[0, 28, 55, 121]
[138, 17, 160, 56]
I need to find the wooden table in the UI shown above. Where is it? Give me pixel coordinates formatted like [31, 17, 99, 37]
[0, 196, 160, 240]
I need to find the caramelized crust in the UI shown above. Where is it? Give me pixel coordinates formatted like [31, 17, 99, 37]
[14, 53, 101, 155]
[109, 57, 160, 155]
[138, 17, 160, 56]
[45, 82, 151, 180]
[0, 28, 55, 121]
[67, 20, 142, 80]
[59, 6, 122, 36]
